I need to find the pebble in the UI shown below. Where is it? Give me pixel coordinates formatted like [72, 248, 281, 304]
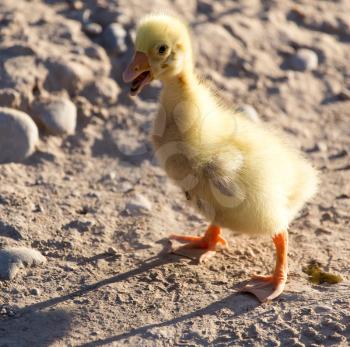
[337, 89, 350, 101]
[0, 305, 16, 317]
[238, 104, 260, 122]
[0, 107, 39, 164]
[45, 59, 93, 94]
[119, 181, 133, 193]
[317, 141, 328, 152]
[81, 77, 119, 104]
[34, 98, 77, 135]
[69, 0, 83, 10]
[30, 287, 41, 296]
[0, 88, 20, 108]
[83, 22, 103, 36]
[0, 246, 46, 280]
[125, 194, 152, 216]
[102, 23, 127, 55]
[290, 49, 318, 71]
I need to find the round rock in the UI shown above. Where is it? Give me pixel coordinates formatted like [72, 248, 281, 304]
[290, 49, 318, 71]
[45, 59, 93, 94]
[0, 246, 46, 280]
[81, 77, 119, 104]
[83, 22, 103, 36]
[30, 288, 41, 296]
[0, 89, 21, 108]
[35, 98, 77, 135]
[0, 107, 39, 164]
[125, 194, 152, 216]
[102, 23, 127, 55]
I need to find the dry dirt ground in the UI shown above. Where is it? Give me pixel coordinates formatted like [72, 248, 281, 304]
[0, 0, 349, 346]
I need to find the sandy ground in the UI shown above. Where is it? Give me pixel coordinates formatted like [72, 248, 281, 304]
[0, 0, 349, 346]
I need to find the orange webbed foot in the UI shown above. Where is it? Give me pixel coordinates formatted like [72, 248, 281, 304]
[170, 225, 228, 263]
[240, 274, 287, 302]
[240, 231, 288, 302]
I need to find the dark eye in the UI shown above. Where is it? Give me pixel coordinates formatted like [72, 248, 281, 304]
[158, 45, 168, 55]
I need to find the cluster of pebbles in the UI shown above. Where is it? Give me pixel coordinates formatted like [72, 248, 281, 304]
[0, 0, 326, 165]
[0, 0, 130, 164]
[0, 0, 131, 279]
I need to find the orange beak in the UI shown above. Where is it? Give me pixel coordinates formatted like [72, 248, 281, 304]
[123, 51, 153, 96]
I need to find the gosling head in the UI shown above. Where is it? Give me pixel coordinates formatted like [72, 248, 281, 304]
[123, 14, 193, 96]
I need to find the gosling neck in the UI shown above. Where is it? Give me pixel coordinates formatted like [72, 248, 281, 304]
[160, 68, 197, 109]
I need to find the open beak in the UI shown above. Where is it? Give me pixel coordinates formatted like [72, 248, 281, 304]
[123, 51, 153, 96]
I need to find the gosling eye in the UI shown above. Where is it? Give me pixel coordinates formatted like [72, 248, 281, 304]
[158, 44, 168, 55]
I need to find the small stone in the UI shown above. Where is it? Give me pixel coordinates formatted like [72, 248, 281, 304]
[125, 194, 152, 216]
[81, 77, 119, 104]
[63, 219, 92, 233]
[314, 305, 332, 313]
[98, 108, 109, 119]
[317, 142, 328, 152]
[8, 310, 16, 317]
[0, 89, 21, 108]
[0, 247, 46, 280]
[337, 89, 350, 101]
[119, 181, 133, 193]
[290, 49, 318, 71]
[45, 59, 93, 94]
[83, 22, 103, 36]
[238, 104, 260, 123]
[108, 171, 117, 180]
[30, 287, 41, 296]
[82, 9, 92, 23]
[102, 23, 127, 55]
[107, 247, 117, 255]
[0, 107, 39, 164]
[245, 248, 255, 257]
[69, 0, 83, 10]
[32, 204, 44, 213]
[34, 98, 77, 135]
[0, 221, 23, 240]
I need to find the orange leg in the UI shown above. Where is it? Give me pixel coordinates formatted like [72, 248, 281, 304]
[170, 225, 228, 263]
[240, 231, 288, 302]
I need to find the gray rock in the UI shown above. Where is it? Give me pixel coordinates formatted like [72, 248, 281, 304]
[91, 6, 120, 27]
[81, 77, 119, 104]
[0, 107, 39, 164]
[290, 49, 318, 71]
[34, 98, 77, 135]
[102, 23, 127, 55]
[125, 194, 152, 216]
[0, 221, 23, 240]
[119, 181, 133, 193]
[0, 246, 46, 280]
[83, 22, 103, 36]
[30, 287, 41, 296]
[238, 104, 260, 123]
[0, 89, 21, 108]
[45, 59, 93, 94]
